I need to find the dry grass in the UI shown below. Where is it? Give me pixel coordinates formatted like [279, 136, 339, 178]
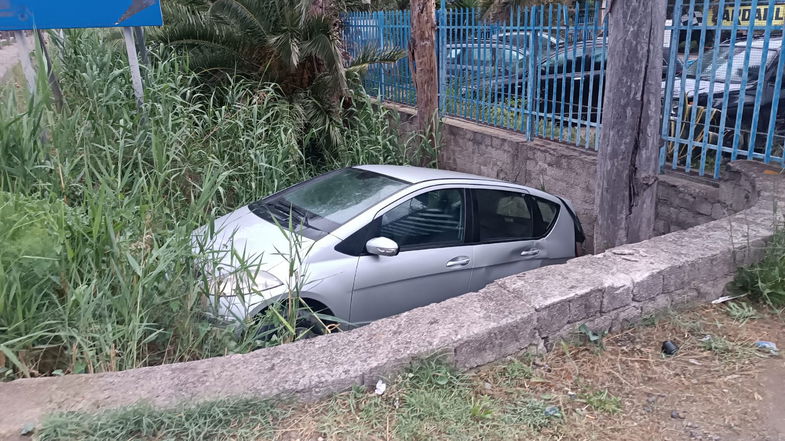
[275, 304, 784, 441]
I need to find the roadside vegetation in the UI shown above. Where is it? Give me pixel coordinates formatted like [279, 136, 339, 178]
[30, 234, 785, 439]
[733, 229, 785, 308]
[0, 28, 427, 380]
[33, 301, 784, 441]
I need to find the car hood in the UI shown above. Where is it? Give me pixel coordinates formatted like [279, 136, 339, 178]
[666, 78, 744, 99]
[191, 205, 313, 281]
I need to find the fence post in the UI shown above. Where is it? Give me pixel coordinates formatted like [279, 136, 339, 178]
[525, 6, 537, 140]
[378, 11, 385, 102]
[438, 0, 446, 114]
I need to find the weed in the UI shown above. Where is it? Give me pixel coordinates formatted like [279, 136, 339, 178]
[502, 397, 559, 431]
[501, 358, 535, 383]
[578, 323, 607, 349]
[724, 301, 760, 325]
[35, 398, 286, 441]
[578, 389, 622, 414]
[733, 228, 785, 307]
[469, 396, 496, 420]
[699, 335, 758, 362]
[402, 356, 465, 390]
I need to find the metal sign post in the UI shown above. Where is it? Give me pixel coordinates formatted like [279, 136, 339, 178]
[13, 30, 35, 94]
[1, 1, 163, 111]
[121, 26, 144, 109]
[36, 29, 64, 110]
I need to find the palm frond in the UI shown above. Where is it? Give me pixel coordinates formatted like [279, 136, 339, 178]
[209, 0, 269, 42]
[267, 8, 304, 70]
[346, 45, 406, 75]
[301, 14, 346, 90]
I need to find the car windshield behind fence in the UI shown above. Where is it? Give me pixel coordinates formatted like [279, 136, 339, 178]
[343, 0, 785, 179]
[690, 46, 777, 82]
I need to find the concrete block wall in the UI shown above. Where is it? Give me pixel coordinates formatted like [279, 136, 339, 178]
[0, 162, 777, 438]
[386, 103, 752, 252]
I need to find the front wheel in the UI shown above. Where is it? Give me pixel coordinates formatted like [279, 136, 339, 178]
[251, 301, 333, 342]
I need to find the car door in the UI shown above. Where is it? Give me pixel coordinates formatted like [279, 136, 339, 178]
[468, 188, 562, 292]
[350, 187, 474, 324]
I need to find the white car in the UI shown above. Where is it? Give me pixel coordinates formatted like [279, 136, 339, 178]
[194, 165, 584, 329]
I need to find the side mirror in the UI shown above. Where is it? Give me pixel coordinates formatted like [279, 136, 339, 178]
[366, 237, 399, 257]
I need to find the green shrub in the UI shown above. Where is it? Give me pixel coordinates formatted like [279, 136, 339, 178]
[733, 229, 785, 307]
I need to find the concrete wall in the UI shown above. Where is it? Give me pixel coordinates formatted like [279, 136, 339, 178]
[0, 161, 779, 439]
[388, 104, 752, 252]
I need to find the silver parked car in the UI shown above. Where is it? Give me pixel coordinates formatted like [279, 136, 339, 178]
[195, 165, 584, 328]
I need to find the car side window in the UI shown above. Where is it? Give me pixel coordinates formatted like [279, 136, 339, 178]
[380, 189, 465, 250]
[475, 189, 533, 242]
[471, 47, 493, 64]
[531, 195, 560, 237]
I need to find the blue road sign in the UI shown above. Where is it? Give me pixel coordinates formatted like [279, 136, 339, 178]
[0, 0, 163, 30]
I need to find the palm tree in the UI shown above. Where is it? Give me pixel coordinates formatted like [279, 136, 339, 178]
[154, 0, 403, 149]
[156, 0, 401, 91]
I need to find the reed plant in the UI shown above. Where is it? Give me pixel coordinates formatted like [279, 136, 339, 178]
[0, 29, 424, 379]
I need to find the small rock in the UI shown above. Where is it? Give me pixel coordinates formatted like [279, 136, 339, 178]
[318, 437, 324, 441]
[544, 405, 561, 417]
[671, 410, 686, 419]
[20, 424, 35, 437]
[483, 382, 492, 391]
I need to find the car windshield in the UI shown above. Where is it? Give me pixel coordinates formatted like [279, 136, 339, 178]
[691, 45, 777, 83]
[492, 32, 558, 52]
[249, 168, 408, 234]
[539, 43, 607, 74]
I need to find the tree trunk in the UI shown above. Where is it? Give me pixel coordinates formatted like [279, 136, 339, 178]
[593, 0, 666, 253]
[410, 0, 438, 139]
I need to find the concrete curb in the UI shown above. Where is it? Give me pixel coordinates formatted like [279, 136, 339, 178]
[0, 161, 781, 439]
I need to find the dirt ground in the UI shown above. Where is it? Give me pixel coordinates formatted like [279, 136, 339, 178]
[278, 304, 785, 441]
[481, 304, 785, 441]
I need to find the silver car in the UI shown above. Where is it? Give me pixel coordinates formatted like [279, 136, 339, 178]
[195, 165, 584, 328]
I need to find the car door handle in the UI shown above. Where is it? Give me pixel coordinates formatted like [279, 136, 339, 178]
[446, 256, 471, 267]
[520, 249, 540, 257]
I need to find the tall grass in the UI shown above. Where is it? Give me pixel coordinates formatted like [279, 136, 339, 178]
[0, 29, 421, 379]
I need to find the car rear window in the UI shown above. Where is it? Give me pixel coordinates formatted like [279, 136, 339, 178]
[531, 196, 560, 237]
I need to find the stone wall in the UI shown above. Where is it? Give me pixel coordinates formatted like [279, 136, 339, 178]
[387, 103, 753, 252]
[0, 161, 778, 439]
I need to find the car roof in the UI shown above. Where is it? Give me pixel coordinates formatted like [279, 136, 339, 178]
[354, 165, 503, 184]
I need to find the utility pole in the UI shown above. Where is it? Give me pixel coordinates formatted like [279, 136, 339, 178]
[593, 0, 666, 252]
[410, 0, 438, 153]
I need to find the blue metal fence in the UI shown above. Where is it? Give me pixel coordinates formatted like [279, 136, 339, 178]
[663, 0, 785, 177]
[344, 10, 416, 105]
[343, 0, 785, 178]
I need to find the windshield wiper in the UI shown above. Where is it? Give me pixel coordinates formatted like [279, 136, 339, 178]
[267, 200, 321, 232]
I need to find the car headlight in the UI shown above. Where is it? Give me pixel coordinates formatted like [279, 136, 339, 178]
[210, 270, 283, 297]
